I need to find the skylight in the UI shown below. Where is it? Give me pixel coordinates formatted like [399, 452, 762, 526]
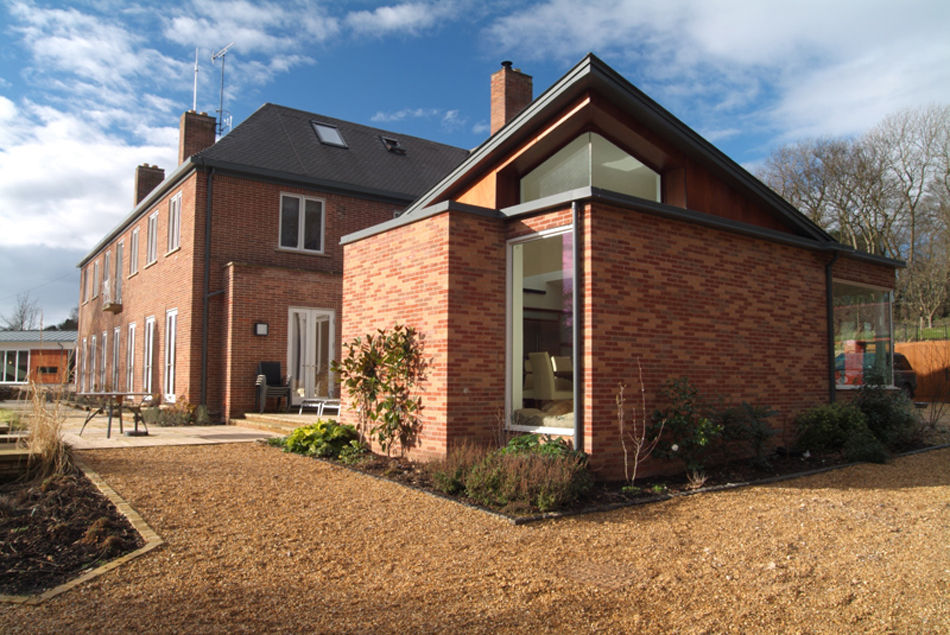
[312, 122, 347, 147]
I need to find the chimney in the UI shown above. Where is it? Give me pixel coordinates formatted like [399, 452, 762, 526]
[490, 61, 532, 135]
[134, 164, 165, 205]
[178, 110, 217, 165]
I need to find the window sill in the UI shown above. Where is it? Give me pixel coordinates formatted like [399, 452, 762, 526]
[165, 246, 181, 257]
[128, 271, 139, 279]
[144, 260, 157, 270]
[275, 247, 328, 257]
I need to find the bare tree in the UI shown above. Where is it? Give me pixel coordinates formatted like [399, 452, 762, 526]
[1, 292, 41, 331]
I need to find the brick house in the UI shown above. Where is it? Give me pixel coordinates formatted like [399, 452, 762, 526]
[340, 55, 900, 478]
[0, 331, 76, 388]
[77, 105, 468, 420]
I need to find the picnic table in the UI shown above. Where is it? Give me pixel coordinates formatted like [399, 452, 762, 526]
[77, 392, 154, 438]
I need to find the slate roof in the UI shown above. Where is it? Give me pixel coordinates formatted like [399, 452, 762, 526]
[196, 103, 470, 202]
[0, 330, 77, 344]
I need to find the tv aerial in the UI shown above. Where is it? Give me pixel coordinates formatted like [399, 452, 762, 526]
[211, 42, 234, 136]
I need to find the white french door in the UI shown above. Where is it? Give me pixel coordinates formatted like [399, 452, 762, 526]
[287, 308, 335, 402]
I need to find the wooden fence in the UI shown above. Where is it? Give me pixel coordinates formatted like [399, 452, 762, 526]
[894, 340, 950, 402]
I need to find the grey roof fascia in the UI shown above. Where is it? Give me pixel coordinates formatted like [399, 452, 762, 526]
[78, 160, 197, 267]
[192, 156, 420, 205]
[0, 330, 77, 343]
[340, 200, 501, 245]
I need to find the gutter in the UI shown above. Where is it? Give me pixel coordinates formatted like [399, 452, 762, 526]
[572, 201, 583, 453]
[825, 250, 840, 403]
[200, 167, 215, 406]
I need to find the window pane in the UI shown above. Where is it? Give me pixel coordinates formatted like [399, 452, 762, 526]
[16, 351, 28, 382]
[511, 231, 574, 430]
[280, 196, 300, 248]
[520, 135, 590, 203]
[303, 199, 323, 251]
[591, 133, 661, 202]
[833, 282, 893, 387]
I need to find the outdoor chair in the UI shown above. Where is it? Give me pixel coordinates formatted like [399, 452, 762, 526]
[255, 361, 291, 413]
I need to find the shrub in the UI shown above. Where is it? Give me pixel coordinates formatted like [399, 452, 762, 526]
[338, 439, 368, 465]
[283, 420, 360, 459]
[794, 402, 869, 453]
[854, 384, 920, 450]
[333, 324, 428, 456]
[426, 441, 491, 495]
[718, 402, 777, 467]
[463, 450, 592, 513]
[842, 427, 889, 463]
[497, 433, 574, 457]
[649, 377, 722, 472]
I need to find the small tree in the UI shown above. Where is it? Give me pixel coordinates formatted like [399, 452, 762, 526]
[615, 358, 663, 483]
[333, 324, 428, 456]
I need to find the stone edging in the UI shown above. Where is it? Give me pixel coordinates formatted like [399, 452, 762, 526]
[0, 459, 164, 605]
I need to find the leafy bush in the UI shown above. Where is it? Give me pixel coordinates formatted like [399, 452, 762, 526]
[463, 450, 592, 513]
[854, 384, 920, 450]
[842, 427, 889, 463]
[498, 433, 574, 457]
[649, 378, 722, 472]
[718, 402, 777, 467]
[794, 402, 868, 453]
[333, 324, 428, 456]
[338, 440, 368, 465]
[282, 420, 360, 459]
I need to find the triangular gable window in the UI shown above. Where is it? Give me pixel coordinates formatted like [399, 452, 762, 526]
[520, 132, 660, 203]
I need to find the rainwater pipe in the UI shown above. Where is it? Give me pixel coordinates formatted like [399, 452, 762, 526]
[825, 249, 839, 403]
[199, 166, 216, 406]
[572, 201, 584, 452]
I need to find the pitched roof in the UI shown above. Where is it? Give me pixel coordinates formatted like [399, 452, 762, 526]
[195, 104, 470, 202]
[0, 330, 77, 344]
[400, 54, 830, 241]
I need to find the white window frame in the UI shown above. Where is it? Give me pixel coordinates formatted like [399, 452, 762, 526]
[100, 330, 108, 391]
[92, 260, 100, 299]
[126, 322, 136, 392]
[102, 250, 111, 301]
[112, 327, 121, 392]
[167, 192, 182, 253]
[129, 228, 140, 276]
[0, 350, 30, 384]
[81, 268, 88, 303]
[164, 309, 178, 402]
[81, 337, 88, 392]
[146, 212, 158, 265]
[90, 335, 97, 391]
[278, 193, 325, 254]
[114, 241, 124, 304]
[143, 316, 155, 394]
[505, 225, 577, 436]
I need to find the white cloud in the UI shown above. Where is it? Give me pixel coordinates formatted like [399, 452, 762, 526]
[345, 2, 459, 36]
[484, 0, 950, 145]
[371, 107, 441, 122]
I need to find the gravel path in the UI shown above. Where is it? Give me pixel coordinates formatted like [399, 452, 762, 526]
[1, 443, 947, 633]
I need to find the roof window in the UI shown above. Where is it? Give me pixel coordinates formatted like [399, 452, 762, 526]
[380, 136, 406, 155]
[312, 122, 347, 147]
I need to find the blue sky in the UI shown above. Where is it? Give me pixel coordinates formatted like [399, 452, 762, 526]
[1, 0, 949, 325]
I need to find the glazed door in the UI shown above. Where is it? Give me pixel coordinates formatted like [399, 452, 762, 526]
[288, 308, 335, 401]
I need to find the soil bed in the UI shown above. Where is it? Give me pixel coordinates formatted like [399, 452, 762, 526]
[0, 468, 144, 596]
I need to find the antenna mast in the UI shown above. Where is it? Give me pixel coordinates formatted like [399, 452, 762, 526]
[211, 42, 234, 137]
[192, 48, 199, 112]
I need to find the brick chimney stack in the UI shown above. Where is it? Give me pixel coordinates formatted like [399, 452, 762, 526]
[490, 61, 532, 135]
[134, 164, 165, 205]
[178, 110, 217, 165]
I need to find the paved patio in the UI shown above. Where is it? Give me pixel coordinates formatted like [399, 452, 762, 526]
[0, 400, 281, 450]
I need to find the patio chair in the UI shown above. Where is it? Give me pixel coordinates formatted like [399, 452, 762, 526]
[255, 361, 291, 413]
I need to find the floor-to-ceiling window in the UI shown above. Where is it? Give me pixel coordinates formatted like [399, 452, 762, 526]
[833, 281, 894, 388]
[509, 228, 575, 431]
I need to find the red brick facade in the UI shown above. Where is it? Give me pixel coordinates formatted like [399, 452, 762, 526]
[78, 167, 398, 419]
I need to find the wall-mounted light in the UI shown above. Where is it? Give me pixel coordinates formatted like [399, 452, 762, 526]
[254, 322, 268, 336]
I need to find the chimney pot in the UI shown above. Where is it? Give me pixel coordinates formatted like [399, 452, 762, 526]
[490, 61, 532, 135]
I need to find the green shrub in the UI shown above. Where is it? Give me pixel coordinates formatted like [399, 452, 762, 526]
[338, 439, 368, 465]
[498, 433, 574, 457]
[426, 442, 491, 495]
[463, 450, 592, 513]
[718, 402, 777, 467]
[854, 384, 920, 450]
[649, 378, 722, 472]
[842, 427, 889, 463]
[794, 402, 869, 453]
[283, 420, 359, 459]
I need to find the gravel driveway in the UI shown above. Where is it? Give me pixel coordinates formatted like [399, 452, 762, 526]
[1, 443, 947, 633]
